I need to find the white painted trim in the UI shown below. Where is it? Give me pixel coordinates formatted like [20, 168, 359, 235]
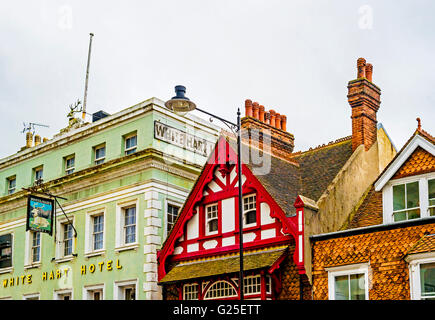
[22, 292, 40, 300]
[84, 207, 106, 255]
[115, 199, 139, 249]
[327, 263, 370, 300]
[113, 279, 138, 300]
[83, 283, 105, 300]
[53, 288, 73, 300]
[407, 252, 435, 300]
[164, 199, 184, 239]
[375, 135, 435, 191]
[383, 172, 435, 223]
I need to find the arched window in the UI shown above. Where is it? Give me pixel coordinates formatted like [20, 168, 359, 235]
[204, 281, 237, 299]
[243, 194, 257, 226]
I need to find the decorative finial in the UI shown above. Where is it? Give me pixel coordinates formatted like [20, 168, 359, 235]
[416, 117, 421, 131]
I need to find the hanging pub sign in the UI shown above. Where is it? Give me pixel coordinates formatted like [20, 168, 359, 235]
[26, 195, 54, 235]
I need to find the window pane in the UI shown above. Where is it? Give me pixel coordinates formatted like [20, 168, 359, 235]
[393, 184, 405, 211]
[429, 179, 435, 200]
[350, 273, 365, 300]
[406, 182, 419, 208]
[334, 275, 349, 300]
[209, 219, 218, 232]
[408, 209, 420, 220]
[393, 211, 407, 222]
[421, 263, 435, 298]
[96, 147, 105, 159]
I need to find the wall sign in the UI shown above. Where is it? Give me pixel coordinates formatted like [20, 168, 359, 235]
[154, 121, 213, 157]
[26, 195, 54, 236]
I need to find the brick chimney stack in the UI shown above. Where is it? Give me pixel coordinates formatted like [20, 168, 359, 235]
[348, 58, 381, 151]
[241, 99, 295, 159]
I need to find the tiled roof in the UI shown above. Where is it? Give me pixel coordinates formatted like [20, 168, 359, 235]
[345, 185, 383, 229]
[292, 138, 353, 201]
[392, 146, 435, 179]
[407, 233, 435, 256]
[159, 246, 288, 284]
[239, 136, 354, 216]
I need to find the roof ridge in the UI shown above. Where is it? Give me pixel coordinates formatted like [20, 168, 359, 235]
[292, 135, 352, 155]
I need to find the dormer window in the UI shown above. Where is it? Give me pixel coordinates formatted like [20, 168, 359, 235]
[393, 181, 420, 222]
[384, 174, 435, 224]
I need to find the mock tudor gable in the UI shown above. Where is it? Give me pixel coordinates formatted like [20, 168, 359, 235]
[157, 136, 304, 299]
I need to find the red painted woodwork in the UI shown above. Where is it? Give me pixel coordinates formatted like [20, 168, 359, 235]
[158, 137, 306, 281]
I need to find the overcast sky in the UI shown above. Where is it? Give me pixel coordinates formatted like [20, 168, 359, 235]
[0, 0, 434, 159]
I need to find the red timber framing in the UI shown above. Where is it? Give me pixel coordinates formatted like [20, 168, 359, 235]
[157, 137, 306, 298]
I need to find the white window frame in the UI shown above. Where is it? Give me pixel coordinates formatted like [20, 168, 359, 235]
[94, 144, 106, 165]
[166, 200, 182, 237]
[64, 155, 75, 175]
[183, 283, 199, 300]
[243, 194, 257, 228]
[7, 176, 16, 195]
[205, 203, 219, 236]
[382, 172, 435, 224]
[204, 280, 238, 300]
[407, 252, 435, 300]
[83, 283, 105, 300]
[124, 133, 137, 155]
[115, 199, 139, 251]
[55, 217, 75, 261]
[114, 279, 137, 300]
[54, 288, 73, 300]
[327, 263, 369, 300]
[84, 208, 106, 256]
[24, 231, 41, 268]
[23, 293, 40, 300]
[34, 166, 43, 182]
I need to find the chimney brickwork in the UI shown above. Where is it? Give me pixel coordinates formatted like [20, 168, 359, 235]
[348, 58, 381, 152]
[242, 99, 295, 160]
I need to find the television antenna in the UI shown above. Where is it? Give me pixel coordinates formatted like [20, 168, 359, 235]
[22, 122, 49, 135]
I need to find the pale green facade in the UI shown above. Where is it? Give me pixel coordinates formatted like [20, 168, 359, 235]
[0, 97, 219, 300]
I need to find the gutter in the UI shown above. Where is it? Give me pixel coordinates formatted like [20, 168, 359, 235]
[310, 216, 435, 242]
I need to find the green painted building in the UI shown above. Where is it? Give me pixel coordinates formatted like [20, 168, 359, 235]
[0, 97, 220, 300]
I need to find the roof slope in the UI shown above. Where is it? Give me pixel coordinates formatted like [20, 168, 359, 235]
[229, 135, 354, 216]
[292, 138, 353, 201]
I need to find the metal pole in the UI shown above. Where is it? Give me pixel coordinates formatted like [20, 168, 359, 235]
[82, 33, 94, 120]
[237, 108, 244, 300]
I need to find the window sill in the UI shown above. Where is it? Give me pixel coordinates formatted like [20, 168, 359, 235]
[84, 250, 106, 259]
[115, 243, 139, 253]
[53, 256, 75, 264]
[24, 263, 41, 270]
[0, 267, 13, 275]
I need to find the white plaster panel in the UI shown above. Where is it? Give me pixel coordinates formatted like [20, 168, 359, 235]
[260, 202, 275, 225]
[174, 246, 183, 255]
[203, 240, 218, 250]
[208, 180, 223, 193]
[261, 228, 276, 240]
[243, 232, 256, 243]
[186, 209, 199, 240]
[222, 236, 235, 247]
[221, 197, 235, 233]
[187, 243, 199, 253]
